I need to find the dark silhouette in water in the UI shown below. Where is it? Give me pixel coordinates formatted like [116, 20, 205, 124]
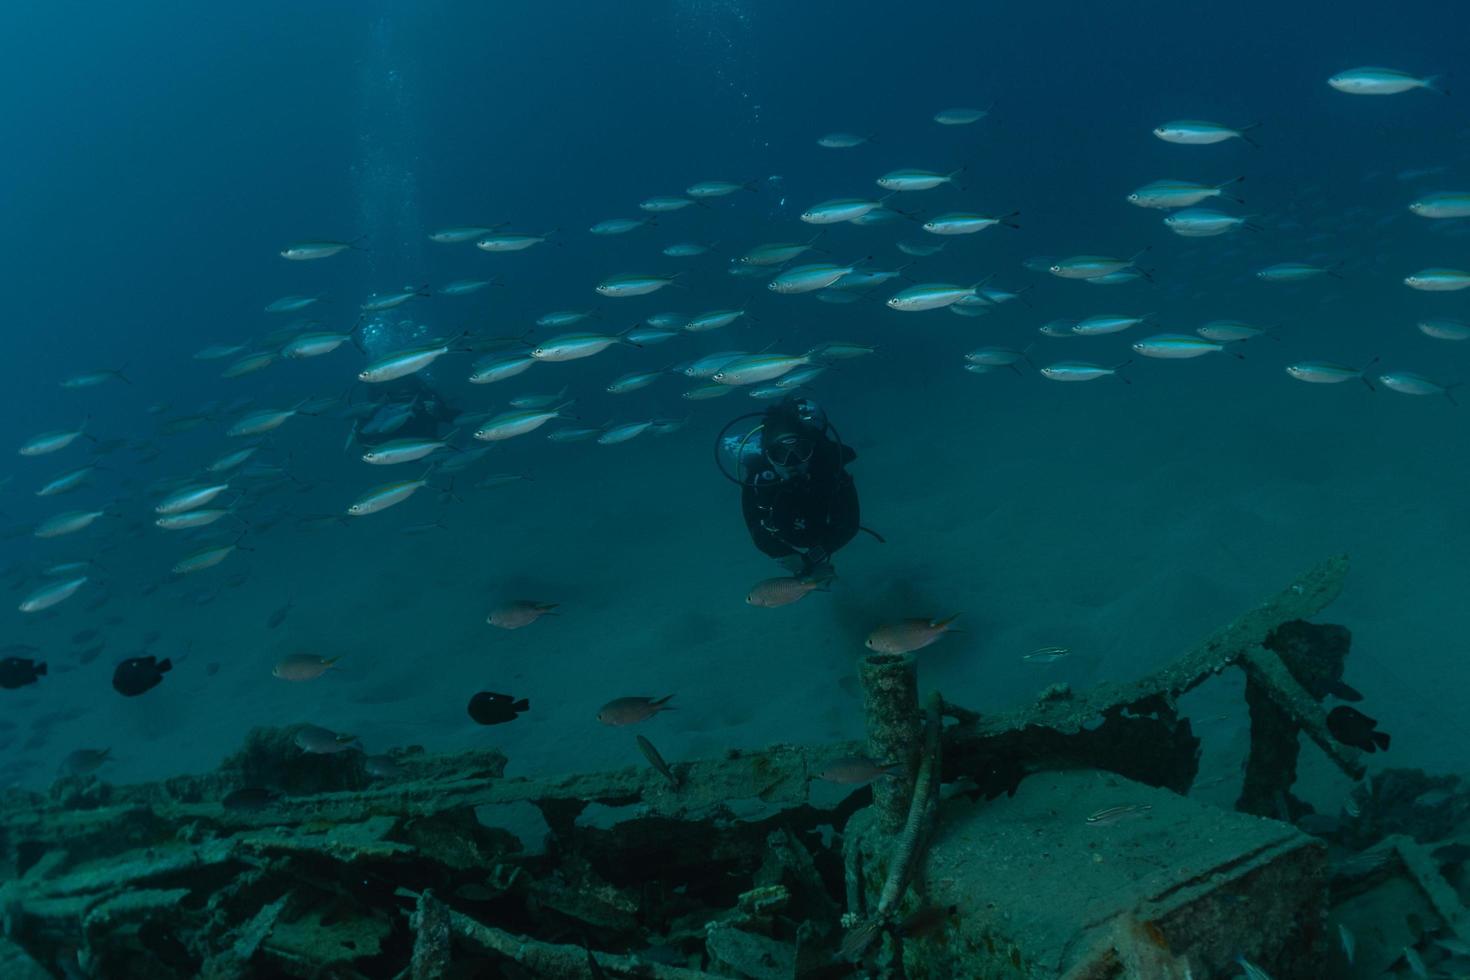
[1327, 706, 1392, 753]
[112, 656, 171, 697]
[356, 374, 460, 448]
[467, 691, 529, 725]
[0, 657, 46, 690]
[727, 396, 861, 575]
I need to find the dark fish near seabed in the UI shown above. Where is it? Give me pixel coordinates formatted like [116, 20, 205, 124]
[636, 735, 679, 788]
[59, 748, 111, 777]
[597, 695, 675, 726]
[467, 691, 530, 725]
[112, 656, 171, 697]
[1327, 706, 1391, 753]
[0, 657, 47, 689]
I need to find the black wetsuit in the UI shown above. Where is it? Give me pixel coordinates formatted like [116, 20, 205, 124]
[356, 375, 459, 448]
[741, 435, 860, 566]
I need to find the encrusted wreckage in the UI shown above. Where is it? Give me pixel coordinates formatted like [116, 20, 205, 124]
[2, 555, 1469, 977]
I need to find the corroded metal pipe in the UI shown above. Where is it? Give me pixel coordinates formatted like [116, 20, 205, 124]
[842, 691, 944, 961]
[860, 652, 922, 833]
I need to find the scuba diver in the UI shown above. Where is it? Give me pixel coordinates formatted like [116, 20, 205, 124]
[717, 395, 873, 574]
[349, 313, 463, 449]
[352, 372, 460, 449]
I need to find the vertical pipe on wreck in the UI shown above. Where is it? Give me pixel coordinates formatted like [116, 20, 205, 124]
[860, 652, 922, 834]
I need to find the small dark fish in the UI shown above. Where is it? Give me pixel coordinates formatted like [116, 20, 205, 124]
[467, 691, 530, 726]
[112, 656, 172, 697]
[59, 748, 111, 777]
[266, 600, 294, 629]
[222, 786, 281, 811]
[0, 657, 47, 690]
[71, 629, 99, 645]
[1327, 706, 1391, 753]
[75, 643, 105, 665]
[636, 735, 679, 788]
[205, 662, 221, 676]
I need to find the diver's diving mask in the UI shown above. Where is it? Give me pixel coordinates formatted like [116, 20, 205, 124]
[766, 432, 815, 468]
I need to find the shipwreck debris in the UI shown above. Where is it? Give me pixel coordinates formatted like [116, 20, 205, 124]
[1, 554, 1443, 978]
[858, 650, 922, 833]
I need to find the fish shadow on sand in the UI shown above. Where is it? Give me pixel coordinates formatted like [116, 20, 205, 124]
[656, 610, 724, 652]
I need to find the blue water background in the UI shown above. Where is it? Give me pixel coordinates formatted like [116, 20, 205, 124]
[1, 1, 1468, 798]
